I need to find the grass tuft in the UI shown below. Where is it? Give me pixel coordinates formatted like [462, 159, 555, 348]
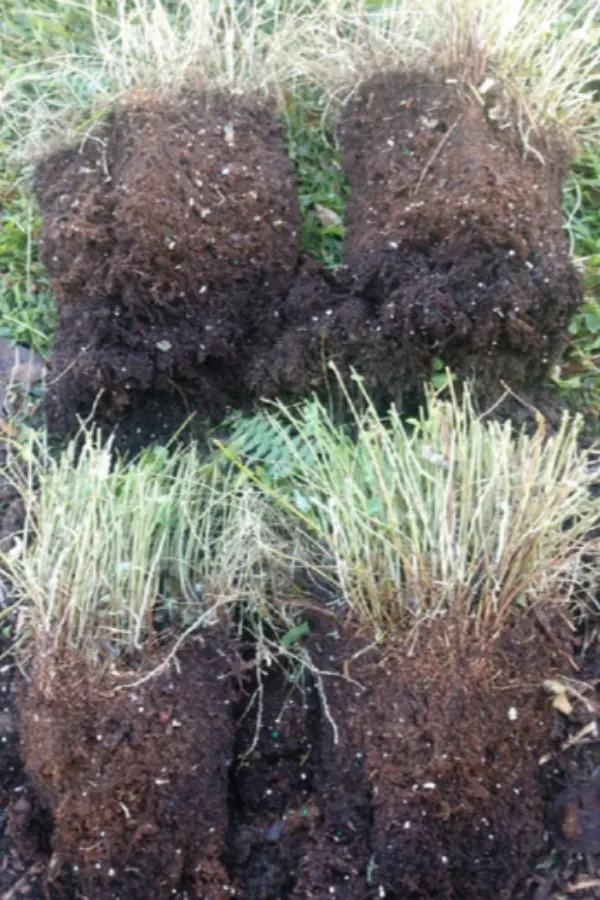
[294, 0, 600, 147]
[226, 370, 599, 634]
[0, 427, 299, 656]
[5, 1, 598, 165]
[1, 0, 319, 164]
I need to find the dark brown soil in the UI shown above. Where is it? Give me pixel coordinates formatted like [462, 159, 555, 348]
[299, 614, 570, 900]
[35, 76, 584, 449]
[341, 74, 569, 259]
[226, 643, 373, 900]
[334, 72, 582, 395]
[222, 610, 578, 900]
[17, 632, 236, 899]
[35, 93, 301, 444]
[4, 606, 600, 900]
[246, 74, 583, 408]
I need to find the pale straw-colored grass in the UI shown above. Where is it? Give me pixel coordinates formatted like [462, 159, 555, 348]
[294, 0, 600, 146]
[226, 370, 599, 635]
[0, 427, 300, 656]
[4, 0, 598, 165]
[0, 0, 313, 164]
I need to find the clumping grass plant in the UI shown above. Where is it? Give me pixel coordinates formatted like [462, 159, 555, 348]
[4, 0, 598, 165]
[0, 428, 301, 656]
[295, 0, 600, 148]
[1, 0, 319, 165]
[226, 371, 599, 635]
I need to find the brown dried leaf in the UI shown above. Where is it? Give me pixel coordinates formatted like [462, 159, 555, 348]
[552, 692, 573, 716]
[313, 203, 342, 228]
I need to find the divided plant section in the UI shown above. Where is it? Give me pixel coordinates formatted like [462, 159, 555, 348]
[3, 381, 598, 898]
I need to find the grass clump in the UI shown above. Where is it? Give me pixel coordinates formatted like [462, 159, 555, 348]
[227, 372, 598, 634]
[297, 0, 600, 147]
[0, 429, 298, 655]
[0, 0, 317, 165]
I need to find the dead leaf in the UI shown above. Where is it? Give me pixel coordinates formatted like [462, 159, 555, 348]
[313, 203, 342, 228]
[552, 692, 573, 716]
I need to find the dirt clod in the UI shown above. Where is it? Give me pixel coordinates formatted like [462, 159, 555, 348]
[223, 612, 570, 900]
[336, 72, 581, 396]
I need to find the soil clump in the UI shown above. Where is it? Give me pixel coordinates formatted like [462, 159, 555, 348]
[34, 74, 585, 446]
[290, 612, 568, 900]
[35, 94, 301, 446]
[334, 72, 581, 395]
[248, 72, 583, 409]
[221, 610, 571, 900]
[17, 632, 236, 899]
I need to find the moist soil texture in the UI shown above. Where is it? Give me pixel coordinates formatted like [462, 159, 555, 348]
[16, 632, 237, 900]
[5, 603, 599, 900]
[240, 72, 584, 410]
[334, 72, 581, 395]
[35, 93, 301, 445]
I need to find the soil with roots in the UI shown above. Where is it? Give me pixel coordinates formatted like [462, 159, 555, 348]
[35, 93, 301, 447]
[34, 75, 580, 451]
[12, 72, 596, 899]
[5, 608, 600, 900]
[255, 73, 581, 407]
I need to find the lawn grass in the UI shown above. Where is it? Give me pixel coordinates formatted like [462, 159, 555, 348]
[0, 191, 56, 356]
[283, 93, 348, 268]
[554, 144, 600, 420]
